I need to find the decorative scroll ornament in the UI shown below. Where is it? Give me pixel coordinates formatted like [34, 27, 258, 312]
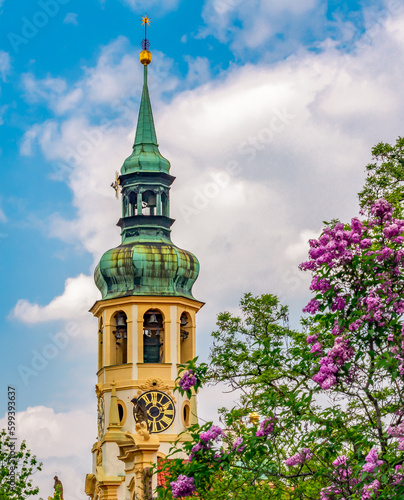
[137, 377, 176, 402]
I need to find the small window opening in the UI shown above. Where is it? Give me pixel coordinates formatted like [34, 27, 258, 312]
[113, 311, 128, 364]
[118, 403, 124, 424]
[143, 310, 164, 363]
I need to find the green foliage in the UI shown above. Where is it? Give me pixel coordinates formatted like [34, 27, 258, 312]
[155, 138, 404, 499]
[158, 292, 404, 499]
[359, 136, 404, 216]
[156, 294, 332, 499]
[47, 485, 62, 500]
[0, 429, 42, 499]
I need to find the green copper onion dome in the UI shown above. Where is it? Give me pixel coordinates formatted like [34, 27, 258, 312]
[94, 47, 199, 301]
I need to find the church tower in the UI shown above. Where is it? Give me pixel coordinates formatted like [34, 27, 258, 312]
[85, 17, 203, 500]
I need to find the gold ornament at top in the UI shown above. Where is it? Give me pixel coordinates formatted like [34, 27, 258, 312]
[141, 15, 151, 26]
[140, 50, 152, 65]
[140, 14, 152, 65]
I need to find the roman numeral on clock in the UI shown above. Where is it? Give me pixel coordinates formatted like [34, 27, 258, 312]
[161, 415, 172, 427]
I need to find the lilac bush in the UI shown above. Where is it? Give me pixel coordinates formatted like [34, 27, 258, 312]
[158, 158, 404, 499]
[298, 198, 404, 498]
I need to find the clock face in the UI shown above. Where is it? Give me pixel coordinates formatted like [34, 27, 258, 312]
[134, 390, 175, 433]
[97, 396, 105, 439]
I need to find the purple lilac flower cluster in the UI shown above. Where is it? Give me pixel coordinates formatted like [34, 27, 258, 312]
[306, 333, 323, 355]
[361, 480, 381, 500]
[391, 327, 404, 377]
[189, 425, 223, 460]
[301, 201, 404, 324]
[300, 199, 404, 389]
[320, 455, 359, 500]
[332, 455, 354, 482]
[200, 425, 222, 443]
[285, 448, 313, 467]
[255, 417, 276, 437]
[320, 456, 356, 499]
[362, 448, 384, 474]
[170, 474, 196, 498]
[371, 198, 393, 219]
[359, 449, 383, 500]
[391, 465, 404, 486]
[312, 336, 354, 390]
[320, 486, 339, 500]
[387, 421, 404, 450]
[178, 370, 197, 392]
[321, 449, 386, 500]
[300, 218, 366, 273]
[232, 437, 245, 453]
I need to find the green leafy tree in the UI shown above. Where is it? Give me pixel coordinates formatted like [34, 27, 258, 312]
[359, 136, 404, 216]
[156, 138, 404, 500]
[0, 429, 42, 499]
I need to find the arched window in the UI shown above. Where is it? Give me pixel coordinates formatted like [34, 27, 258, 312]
[180, 312, 192, 364]
[143, 310, 164, 363]
[129, 191, 137, 216]
[98, 318, 104, 370]
[113, 311, 128, 365]
[142, 190, 156, 216]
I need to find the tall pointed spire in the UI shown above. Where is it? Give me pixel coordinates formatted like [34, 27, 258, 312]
[95, 16, 199, 301]
[134, 66, 158, 147]
[121, 17, 170, 174]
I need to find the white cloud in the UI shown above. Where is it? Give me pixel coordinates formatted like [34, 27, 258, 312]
[0, 405, 95, 500]
[0, 50, 10, 81]
[201, 0, 323, 52]
[120, 0, 180, 11]
[63, 12, 78, 25]
[23, 74, 67, 101]
[201, 0, 404, 58]
[0, 51, 10, 122]
[21, 37, 178, 118]
[12, 274, 98, 324]
[18, 12, 404, 338]
[184, 55, 211, 86]
[0, 199, 6, 222]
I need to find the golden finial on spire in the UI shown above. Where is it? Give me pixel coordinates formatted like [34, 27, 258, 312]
[140, 14, 152, 65]
[141, 15, 151, 27]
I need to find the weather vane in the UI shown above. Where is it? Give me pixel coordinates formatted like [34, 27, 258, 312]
[141, 14, 151, 50]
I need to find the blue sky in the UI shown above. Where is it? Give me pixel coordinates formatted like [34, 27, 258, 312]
[1, 0, 404, 497]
